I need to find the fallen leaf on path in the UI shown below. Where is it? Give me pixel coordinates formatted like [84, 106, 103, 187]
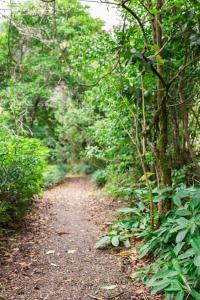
[116, 248, 137, 257]
[50, 263, 59, 267]
[67, 250, 76, 254]
[135, 287, 146, 294]
[18, 262, 32, 269]
[88, 295, 102, 300]
[130, 272, 137, 279]
[101, 285, 117, 290]
[56, 231, 70, 235]
[46, 250, 55, 255]
[3, 252, 12, 257]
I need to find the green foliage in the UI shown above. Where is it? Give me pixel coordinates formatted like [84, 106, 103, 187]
[96, 200, 150, 249]
[72, 163, 94, 175]
[0, 130, 48, 225]
[131, 185, 200, 299]
[98, 184, 200, 298]
[95, 228, 131, 249]
[0, 0, 109, 166]
[92, 169, 107, 187]
[43, 164, 67, 187]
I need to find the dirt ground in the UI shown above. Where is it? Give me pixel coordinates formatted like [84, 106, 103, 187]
[0, 176, 162, 300]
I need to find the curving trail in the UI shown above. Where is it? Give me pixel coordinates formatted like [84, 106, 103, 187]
[0, 177, 162, 300]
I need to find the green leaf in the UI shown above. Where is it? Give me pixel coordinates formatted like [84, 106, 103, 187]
[160, 187, 173, 193]
[117, 207, 139, 214]
[95, 236, 111, 249]
[176, 229, 188, 243]
[151, 281, 170, 294]
[176, 190, 190, 199]
[194, 255, 200, 267]
[177, 217, 188, 226]
[172, 195, 181, 206]
[165, 280, 182, 292]
[190, 222, 196, 235]
[178, 248, 194, 260]
[111, 236, 120, 247]
[155, 269, 178, 279]
[156, 54, 165, 65]
[172, 259, 181, 273]
[175, 209, 192, 216]
[176, 290, 184, 300]
[191, 289, 200, 300]
[123, 239, 131, 248]
[153, 193, 170, 203]
[166, 293, 175, 300]
[173, 242, 185, 256]
[191, 238, 200, 254]
[190, 197, 199, 210]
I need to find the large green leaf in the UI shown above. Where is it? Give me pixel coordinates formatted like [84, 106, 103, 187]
[191, 238, 200, 254]
[151, 280, 170, 294]
[176, 209, 192, 217]
[117, 207, 140, 214]
[193, 255, 200, 267]
[172, 195, 182, 206]
[191, 289, 200, 300]
[95, 236, 111, 249]
[178, 248, 194, 260]
[111, 236, 120, 247]
[176, 291, 184, 300]
[173, 242, 185, 256]
[176, 229, 188, 243]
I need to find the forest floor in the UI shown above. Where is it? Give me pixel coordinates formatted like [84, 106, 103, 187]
[0, 176, 162, 300]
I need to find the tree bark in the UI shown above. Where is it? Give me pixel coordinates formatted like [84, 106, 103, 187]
[178, 59, 200, 175]
[156, 0, 172, 215]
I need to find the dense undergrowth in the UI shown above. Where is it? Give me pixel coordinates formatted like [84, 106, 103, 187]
[95, 181, 200, 299]
[43, 164, 67, 187]
[0, 130, 48, 225]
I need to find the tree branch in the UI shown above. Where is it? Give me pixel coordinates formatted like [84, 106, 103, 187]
[168, 56, 200, 88]
[121, 1, 148, 48]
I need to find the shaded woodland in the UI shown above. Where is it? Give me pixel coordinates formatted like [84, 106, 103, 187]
[0, 0, 200, 299]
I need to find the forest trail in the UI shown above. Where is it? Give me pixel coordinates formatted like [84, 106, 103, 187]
[1, 177, 161, 300]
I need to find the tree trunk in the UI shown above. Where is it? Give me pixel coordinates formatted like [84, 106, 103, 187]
[178, 60, 200, 175]
[156, 0, 172, 215]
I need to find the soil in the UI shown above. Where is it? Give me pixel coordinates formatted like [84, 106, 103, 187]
[0, 176, 162, 300]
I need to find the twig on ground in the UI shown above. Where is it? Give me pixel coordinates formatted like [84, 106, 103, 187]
[88, 295, 102, 300]
[105, 291, 125, 299]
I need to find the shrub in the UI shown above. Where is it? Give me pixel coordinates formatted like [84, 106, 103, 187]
[0, 130, 48, 225]
[92, 169, 107, 187]
[43, 164, 67, 187]
[133, 185, 200, 299]
[95, 202, 148, 249]
[72, 163, 95, 175]
[97, 184, 200, 298]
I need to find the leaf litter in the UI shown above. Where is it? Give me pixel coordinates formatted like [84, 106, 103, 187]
[0, 177, 163, 299]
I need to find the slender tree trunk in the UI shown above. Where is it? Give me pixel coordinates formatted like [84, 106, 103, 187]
[30, 96, 41, 129]
[155, 0, 172, 215]
[178, 60, 200, 175]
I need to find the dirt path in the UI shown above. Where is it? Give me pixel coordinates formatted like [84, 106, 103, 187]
[0, 177, 161, 300]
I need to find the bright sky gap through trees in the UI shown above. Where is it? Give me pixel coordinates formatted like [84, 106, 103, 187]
[0, 0, 120, 31]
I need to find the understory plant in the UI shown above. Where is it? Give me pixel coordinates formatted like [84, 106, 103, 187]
[97, 184, 200, 299]
[92, 169, 107, 187]
[0, 130, 48, 225]
[95, 191, 151, 249]
[134, 185, 200, 300]
[43, 164, 67, 187]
